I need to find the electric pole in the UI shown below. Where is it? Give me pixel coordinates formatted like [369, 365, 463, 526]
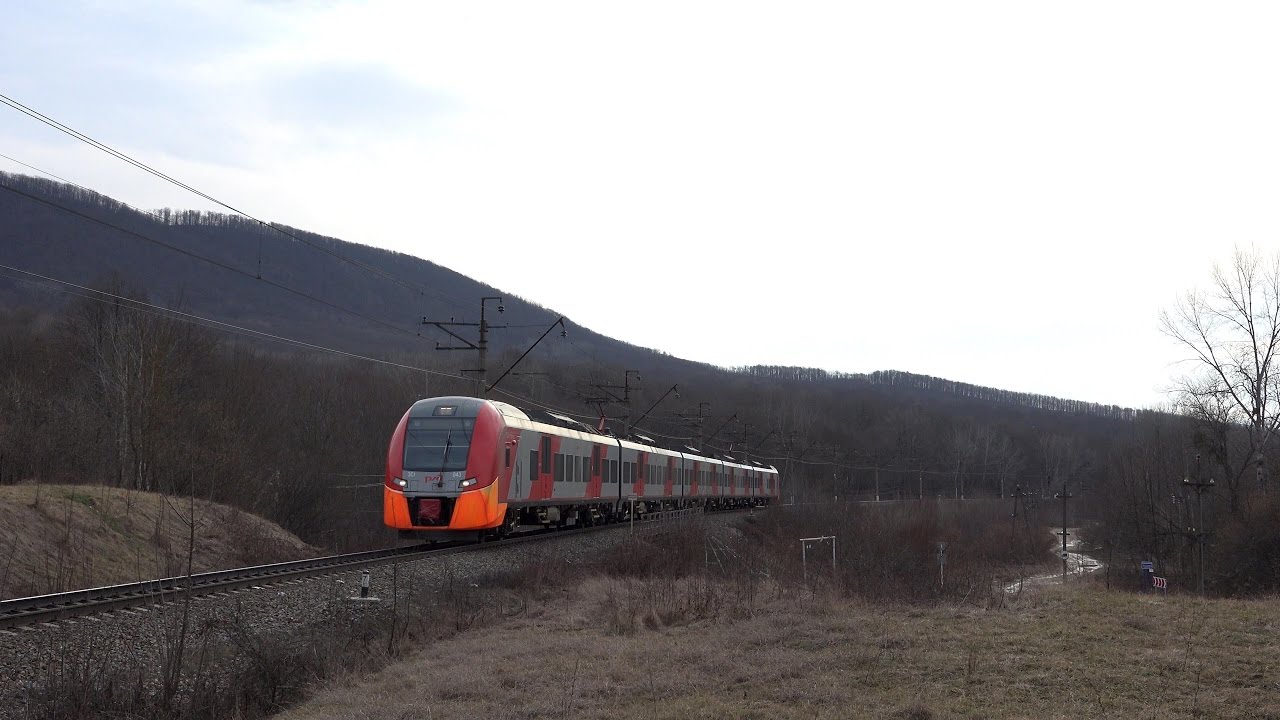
[682, 402, 711, 450]
[1184, 453, 1215, 597]
[1010, 484, 1031, 541]
[1054, 478, 1072, 580]
[422, 296, 505, 397]
[584, 370, 640, 436]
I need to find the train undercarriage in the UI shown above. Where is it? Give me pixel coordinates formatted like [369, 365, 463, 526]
[397, 496, 771, 543]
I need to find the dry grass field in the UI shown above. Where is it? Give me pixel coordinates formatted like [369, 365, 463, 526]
[11, 499, 1278, 720]
[278, 570, 1280, 720]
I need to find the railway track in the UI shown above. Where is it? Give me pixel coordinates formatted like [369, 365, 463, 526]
[0, 506, 730, 631]
[0, 527, 582, 630]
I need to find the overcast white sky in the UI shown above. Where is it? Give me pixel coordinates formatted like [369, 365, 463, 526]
[2, 1, 1277, 410]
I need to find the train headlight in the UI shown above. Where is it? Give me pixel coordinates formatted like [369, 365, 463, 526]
[460, 477, 477, 488]
[396, 478, 407, 487]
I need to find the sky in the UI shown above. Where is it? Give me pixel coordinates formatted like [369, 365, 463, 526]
[2, 1, 1278, 410]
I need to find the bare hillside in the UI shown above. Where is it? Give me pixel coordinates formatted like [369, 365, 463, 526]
[0, 484, 318, 600]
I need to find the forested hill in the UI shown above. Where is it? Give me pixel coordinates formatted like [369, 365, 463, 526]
[0, 170, 1133, 425]
[740, 366, 1138, 421]
[0, 171, 660, 369]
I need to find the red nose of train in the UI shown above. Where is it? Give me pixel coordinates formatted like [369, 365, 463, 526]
[384, 397, 505, 532]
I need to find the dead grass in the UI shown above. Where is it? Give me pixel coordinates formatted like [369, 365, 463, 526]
[277, 571, 1280, 720]
[0, 483, 317, 599]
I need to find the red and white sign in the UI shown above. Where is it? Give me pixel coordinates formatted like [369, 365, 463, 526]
[1152, 576, 1167, 590]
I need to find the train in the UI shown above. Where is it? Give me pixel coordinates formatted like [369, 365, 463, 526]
[384, 396, 778, 540]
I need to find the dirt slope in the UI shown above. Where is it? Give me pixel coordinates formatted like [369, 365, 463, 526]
[0, 484, 318, 600]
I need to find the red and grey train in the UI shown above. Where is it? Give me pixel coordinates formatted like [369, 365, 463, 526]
[385, 396, 778, 539]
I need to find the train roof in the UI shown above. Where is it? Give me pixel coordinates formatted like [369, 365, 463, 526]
[411, 396, 777, 472]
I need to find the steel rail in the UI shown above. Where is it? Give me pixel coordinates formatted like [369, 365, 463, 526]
[0, 505, 746, 630]
[0, 528, 574, 630]
[0, 525, 570, 625]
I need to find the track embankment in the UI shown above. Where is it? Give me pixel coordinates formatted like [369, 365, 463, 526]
[0, 484, 317, 601]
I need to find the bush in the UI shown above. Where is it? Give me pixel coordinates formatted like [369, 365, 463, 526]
[758, 501, 1053, 604]
[1211, 495, 1280, 594]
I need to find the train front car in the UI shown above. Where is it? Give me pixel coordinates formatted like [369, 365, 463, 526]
[384, 396, 506, 541]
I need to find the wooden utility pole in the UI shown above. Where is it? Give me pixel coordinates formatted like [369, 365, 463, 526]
[1054, 478, 1072, 580]
[1184, 453, 1215, 597]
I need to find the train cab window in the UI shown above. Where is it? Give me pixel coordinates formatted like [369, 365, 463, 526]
[403, 417, 474, 472]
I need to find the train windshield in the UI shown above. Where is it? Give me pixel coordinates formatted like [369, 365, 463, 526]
[403, 417, 474, 472]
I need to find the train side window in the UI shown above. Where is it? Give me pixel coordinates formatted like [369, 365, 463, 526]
[541, 437, 552, 474]
[554, 454, 565, 483]
[581, 456, 589, 482]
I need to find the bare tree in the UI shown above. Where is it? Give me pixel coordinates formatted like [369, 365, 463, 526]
[1161, 246, 1280, 509]
[948, 424, 977, 499]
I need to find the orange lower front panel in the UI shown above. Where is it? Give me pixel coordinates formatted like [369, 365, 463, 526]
[384, 486, 413, 529]
[384, 484, 505, 531]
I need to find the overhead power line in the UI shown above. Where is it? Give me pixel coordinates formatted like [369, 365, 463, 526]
[0, 178, 432, 342]
[0, 93, 468, 310]
[0, 262, 473, 380]
[0, 152, 81, 188]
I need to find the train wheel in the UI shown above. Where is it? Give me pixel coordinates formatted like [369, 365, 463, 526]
[501, 510, 519, 538]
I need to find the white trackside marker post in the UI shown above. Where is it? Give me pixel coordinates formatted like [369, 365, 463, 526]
[360, 570, 371, 599]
